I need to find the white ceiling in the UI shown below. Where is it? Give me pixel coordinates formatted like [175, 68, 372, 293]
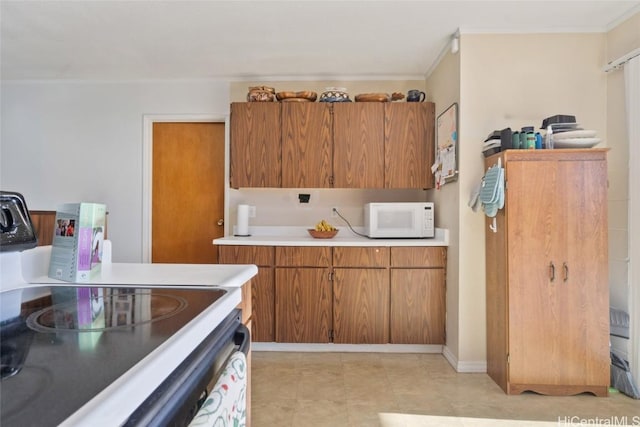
[1, 0, 639, 81]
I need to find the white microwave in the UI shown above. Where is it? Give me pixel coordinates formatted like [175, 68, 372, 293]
[364, 202, 434, 239]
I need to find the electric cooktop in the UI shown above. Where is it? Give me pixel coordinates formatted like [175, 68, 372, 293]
[0, 285, 227, 426]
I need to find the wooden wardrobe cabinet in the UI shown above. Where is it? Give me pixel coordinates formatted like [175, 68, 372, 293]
[229, 102, 281, 188]
[485, 149, 609, 397]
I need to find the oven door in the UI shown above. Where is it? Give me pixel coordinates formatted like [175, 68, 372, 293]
[123, 309, 250, 427]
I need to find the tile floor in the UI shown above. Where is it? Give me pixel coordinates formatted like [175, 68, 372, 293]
[251, 352, 639, 427]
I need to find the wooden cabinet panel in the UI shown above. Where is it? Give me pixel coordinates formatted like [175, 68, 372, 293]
[332, 103, 385, 188]
[230, 102, 281, 188]
[390, 269, 445, 344]
[237, 279, 253, 325]
[281, 103, 333, 188]
[29, 210, 57, 246]
[390, 247, 446, 268]
[218, 245, 274, 266]
[275, 246, 331, 267]
[333, 268, 389, 344]
[332, 247, 389, 267]
[485, 149, 609, 396]
[384, 103, 434, 189]
[250, 267, 275, 342]
[218, 245, 275, 342]
[275, 267, 331, 343]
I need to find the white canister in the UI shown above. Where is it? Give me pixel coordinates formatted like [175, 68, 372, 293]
[236, 204, 250, 236]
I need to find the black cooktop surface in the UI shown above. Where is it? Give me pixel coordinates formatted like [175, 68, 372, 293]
[0, 285, 226, 426]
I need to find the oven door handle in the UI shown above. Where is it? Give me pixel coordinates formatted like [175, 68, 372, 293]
[234, 323, 250, 355]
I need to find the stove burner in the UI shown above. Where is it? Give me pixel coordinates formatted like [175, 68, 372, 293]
[0, 318, 34, 380]
[26, 289, 187, 333]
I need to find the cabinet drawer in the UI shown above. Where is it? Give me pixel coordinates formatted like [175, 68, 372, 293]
[276, 246, 331, 267]
[218, 245, 274, 266]
[390, 247, 446, 268]
[333, 247, 389, 268]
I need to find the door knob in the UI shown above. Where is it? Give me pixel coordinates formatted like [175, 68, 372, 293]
[217, 219, 224, 226]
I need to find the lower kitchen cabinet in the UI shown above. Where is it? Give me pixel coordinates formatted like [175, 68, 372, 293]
[332, 247, 390, 344]
[218, 245, 275, 342]
[333, 268, 389, 343]
[218, 244, 447, 345]
[389, 268, 445, 344]
[390, 247, 446, 344]
[275, 267, 332, 343]
[275, 246, 332, 343]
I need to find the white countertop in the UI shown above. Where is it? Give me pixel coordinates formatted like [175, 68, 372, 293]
[214, 226, 449, 247]
[3, 251, 259, 426]
[28, 262, 259, 289]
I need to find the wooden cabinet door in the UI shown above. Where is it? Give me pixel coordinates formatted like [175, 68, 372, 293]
[390, 268, 445, 344]
[230, 102, 281, 188]
[384, 103, 434, 189]
[332, 103, 384, 188]
[275, 267, 332, 343]
[281, 102, 332, 188]
[555, 158, 609, 387]
[218, 245, 275, 342]
[250, 267, 275, 342]
[333, 268, 389, 344]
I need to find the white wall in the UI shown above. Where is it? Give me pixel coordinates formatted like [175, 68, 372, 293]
[606, 11, 640, 364]
[427, 32, 608, 369]
[1, 80, 230, 262]
[425, 50, 462, 366]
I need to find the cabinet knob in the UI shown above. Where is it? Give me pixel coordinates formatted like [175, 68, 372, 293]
[563, 262, 569, 282]
[217, 219, 224, 226]
[549, 262, 555, 282]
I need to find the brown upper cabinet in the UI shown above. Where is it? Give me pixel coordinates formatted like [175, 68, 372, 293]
[230, 101, 435, 189]
[384, 103, 435, 189]
[230, 102, 281, 188]
[281, 102, 333, 188]
[332, 102, 385, 188]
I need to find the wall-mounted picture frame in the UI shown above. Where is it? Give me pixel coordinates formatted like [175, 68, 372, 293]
[435, 102, 458, 187]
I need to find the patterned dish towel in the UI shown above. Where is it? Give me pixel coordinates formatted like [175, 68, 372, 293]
[189, 351, 247, 427]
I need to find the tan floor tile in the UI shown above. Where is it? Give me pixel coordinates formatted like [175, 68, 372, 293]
[298, 371, 346, 401]
[291, 399, 349, 427]
[251, 398, 297, 426]
[347, 399, 400, 427]
[251, 352, 640, 427]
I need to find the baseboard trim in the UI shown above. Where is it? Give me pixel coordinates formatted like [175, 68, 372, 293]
[252, 342, 443, 353]
[442, 345, 487, 373]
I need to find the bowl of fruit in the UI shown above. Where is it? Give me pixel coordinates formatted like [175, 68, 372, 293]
[308, 220, 339, 239]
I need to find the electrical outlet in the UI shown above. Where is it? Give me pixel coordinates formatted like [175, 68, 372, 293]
[331, 207, 339, 217]
[249, 206, 256, 218]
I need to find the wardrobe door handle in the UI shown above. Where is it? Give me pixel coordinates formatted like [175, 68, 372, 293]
[563, 262, 568, 282]
[549, 262, 555, 282]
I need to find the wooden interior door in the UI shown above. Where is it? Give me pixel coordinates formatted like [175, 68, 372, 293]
[152, 122, 225, 264]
